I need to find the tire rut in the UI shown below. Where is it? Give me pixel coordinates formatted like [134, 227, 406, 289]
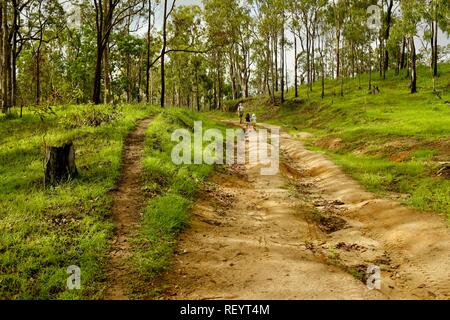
[153, 126, 384, 300]
[105, 117, 153, 300]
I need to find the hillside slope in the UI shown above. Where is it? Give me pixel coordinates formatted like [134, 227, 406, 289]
[215, 65, 450, 219]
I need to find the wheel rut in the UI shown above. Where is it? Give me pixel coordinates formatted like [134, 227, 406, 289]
[106, 117, 152, 300]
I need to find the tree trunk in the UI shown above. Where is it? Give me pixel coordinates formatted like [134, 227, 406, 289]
[379, 35, 383, 78]
[269, 35, 275, 104]
[195, 65, 200, 111]
[396, 43, 401, 75]
[93, 0, 115, 105]
[431, 2, 438, 90]
[306, 17, 310, 87]
[369, 43, 372, 91]
[146, 0, 152, 103]
[281, 16, 285, 103]
[230, 55, 237, 99]
[274, 32, 278, 92]
[12, 2, 18, 108]
[400, 37, 406, 70]
[160, 0, 168, 108]
[0, 0, 5, 113]
[340, 42, 344, 97]
[310, 26, 315, 89]
[137, 51, 142, 103]
[2, 0, 12, 113]
[103, 43, 111, 104]
[433, 18, 438, 78]
[410, 35, 417, 94]
[44, 142, 78, 187]
[0, 1, 3, 113]
[285, 50, 288, 93]
[35, 50, 40, 105]
[213, 68, 217, 109]
[218, 56, 223, 110]
[126, 56, 131, 103]
[321, 61, 325, 100]
[383, 0, 394, 78]
[93, 43, 104, 104]
[319, 34, 325, 99]
[294, 33, 298, 98]
[35, 40, 43, 106]
[335, 28, 340, 79]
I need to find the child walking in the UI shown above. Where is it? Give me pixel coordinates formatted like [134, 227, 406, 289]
[251, 113, 257, 130]
[237, 104, 244, 124]
[245, 113, 251, 131]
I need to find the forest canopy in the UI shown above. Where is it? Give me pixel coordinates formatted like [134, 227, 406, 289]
[0, 0, 449, 112]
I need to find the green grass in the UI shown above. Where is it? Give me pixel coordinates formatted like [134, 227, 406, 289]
[130, 109, 224, 298]
[321, 151, 450, 215]
[0, 104, 157, 299]
[0, 104, 225, 300]
[212, 64, 450, 219]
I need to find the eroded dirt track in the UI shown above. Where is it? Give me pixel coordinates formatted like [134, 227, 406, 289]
[278, 127, 450, 300]
[156, 123, 450, 300]
[106, 118, 152, 300]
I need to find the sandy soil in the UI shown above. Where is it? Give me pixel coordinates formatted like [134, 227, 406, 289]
[277, 126, 450, 300]
[153, 123, 449, 300]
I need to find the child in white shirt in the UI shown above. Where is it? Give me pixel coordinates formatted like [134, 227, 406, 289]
[251, 113, 257, 130]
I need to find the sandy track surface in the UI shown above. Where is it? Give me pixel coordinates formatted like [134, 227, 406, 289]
[277, 126, 450, 300]
[150, 122, 449, 300]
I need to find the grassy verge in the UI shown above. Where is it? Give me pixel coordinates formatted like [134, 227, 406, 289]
[211, 64, 450, 219]
[0, 104, 156, 299]
[130, 109, 224, 298]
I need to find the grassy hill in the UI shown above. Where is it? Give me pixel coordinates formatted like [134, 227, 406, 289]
[215, 64, 450, 219]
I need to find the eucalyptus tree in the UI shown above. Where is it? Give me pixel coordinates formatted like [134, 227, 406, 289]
[399, 0, 424, 93]
[203, 0, 234, 109]
[91, 0, 145, 105]
[0, 0, 37, 112]
[166, 4, 204, 108]
[421, 0, 448, 90]
[145, 0, 158, 103]
[248, 0, 284, 104]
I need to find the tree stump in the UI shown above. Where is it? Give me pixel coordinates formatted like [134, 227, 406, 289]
[44, 142, 78, 186]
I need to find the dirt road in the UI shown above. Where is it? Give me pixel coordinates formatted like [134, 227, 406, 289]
[155, 123, 450, 300]
[106, 118, 153, 300]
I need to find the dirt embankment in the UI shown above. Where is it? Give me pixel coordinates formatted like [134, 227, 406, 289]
[278, 127, 450, 300]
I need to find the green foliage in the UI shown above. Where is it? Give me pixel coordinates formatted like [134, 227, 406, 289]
[59, 105, 123, 129]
